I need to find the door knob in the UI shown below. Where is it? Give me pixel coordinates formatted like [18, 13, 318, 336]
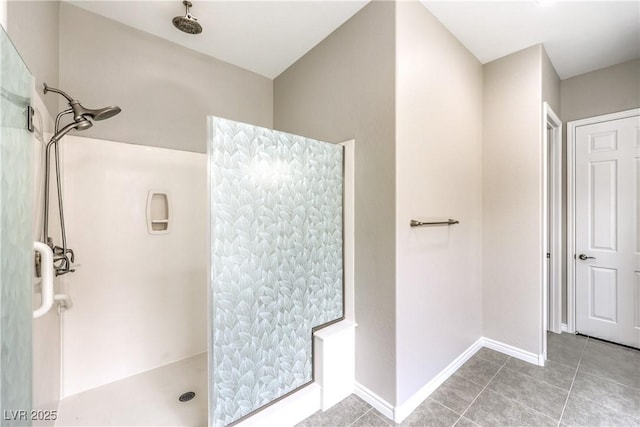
[578, 254, 596, 260]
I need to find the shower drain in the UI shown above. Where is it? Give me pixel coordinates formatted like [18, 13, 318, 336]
[179, 391, 196, 402]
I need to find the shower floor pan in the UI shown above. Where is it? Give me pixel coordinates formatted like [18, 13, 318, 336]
[55, 352, 207, 426]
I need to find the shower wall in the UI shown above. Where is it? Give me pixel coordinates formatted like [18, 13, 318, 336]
[60, 136, 207, 397]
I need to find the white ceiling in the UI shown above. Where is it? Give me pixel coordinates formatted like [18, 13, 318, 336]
[67, 0, 369, 79]
[421, 1, 640, 79]
[67, 0, 639, 80]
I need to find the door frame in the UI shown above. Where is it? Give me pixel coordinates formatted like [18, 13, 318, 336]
[566, 108, 640, 333]
[543, 103, 563, 337]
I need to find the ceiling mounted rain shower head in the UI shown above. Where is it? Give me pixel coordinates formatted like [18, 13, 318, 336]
[173, 1, 202, 35]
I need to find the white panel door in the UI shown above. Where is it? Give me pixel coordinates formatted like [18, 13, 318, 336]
[575, 114, 640, 347]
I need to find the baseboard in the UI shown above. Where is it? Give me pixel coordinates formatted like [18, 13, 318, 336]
[393, 338, 483, 423]
[561, 323, 568, 332]
[480, 337, 542, 366]
[353, 382, 394, 421]
[356, 337, 541, 424]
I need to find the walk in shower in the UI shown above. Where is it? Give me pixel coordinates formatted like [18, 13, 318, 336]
[47, 117, 346, 426]
[1, 15, 346, 426]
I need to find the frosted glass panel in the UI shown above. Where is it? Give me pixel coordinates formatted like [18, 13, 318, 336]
[0, 27, 33, 424]
[209, 117, 343, 426]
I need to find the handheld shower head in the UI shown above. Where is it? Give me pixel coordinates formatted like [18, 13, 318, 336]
[49, 119, 93, 144]
[74, 120, 93, 131]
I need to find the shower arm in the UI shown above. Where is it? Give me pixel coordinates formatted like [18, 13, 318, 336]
[43, 83, 74, 104]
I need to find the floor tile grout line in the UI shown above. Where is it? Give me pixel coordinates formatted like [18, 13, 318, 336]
[345, 407, 372, 427]
[452, 353, 511, 391]
[472, 353, 509, 367]
[430, 353, 508, 416]
[478, 380, 565, 423]
[567, 386, 640, 422]
[547, 333, 589, 370]
[499, 363, 572, 393]
[452, 373, 496, 390]
[546, 357, 581, 371]
[429, 373, 496, 425]
[432, 397, 471, 421]
[556, 336, 588, 427]
[575, 367, 640, 391]
[457, 354, 510, 421]
[469, 352, 565, 424]
[429, 367, 489, 415]
[564, 337, 640, 422]
[425, 397, 466, 427]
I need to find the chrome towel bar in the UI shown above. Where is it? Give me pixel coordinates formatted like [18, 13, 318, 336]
[410, 219, 459, 227]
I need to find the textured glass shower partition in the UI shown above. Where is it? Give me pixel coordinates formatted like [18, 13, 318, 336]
[0, 26, 33, 424]
[209, 118, 343, 426]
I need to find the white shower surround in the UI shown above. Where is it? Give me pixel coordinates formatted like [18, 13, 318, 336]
[60, 136, 207, 397]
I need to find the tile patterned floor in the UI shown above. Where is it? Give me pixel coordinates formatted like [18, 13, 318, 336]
[297, 333, 640, 427]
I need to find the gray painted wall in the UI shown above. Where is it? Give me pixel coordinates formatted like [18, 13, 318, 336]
[559, 58, 640, 323]
[58, 3, 272, 153]
[482, 45, 544, 355]
[274, 1, 397, 404]
[7, 0, 60, 117]
[561, 59, 640, 123]
[395, 1, 483, 405]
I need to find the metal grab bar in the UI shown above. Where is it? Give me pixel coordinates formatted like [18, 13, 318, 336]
[33, 242, 54, 319]
[410, 219, 459, 227]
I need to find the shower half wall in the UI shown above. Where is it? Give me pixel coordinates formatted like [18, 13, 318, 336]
[209, 118, 351, 426]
